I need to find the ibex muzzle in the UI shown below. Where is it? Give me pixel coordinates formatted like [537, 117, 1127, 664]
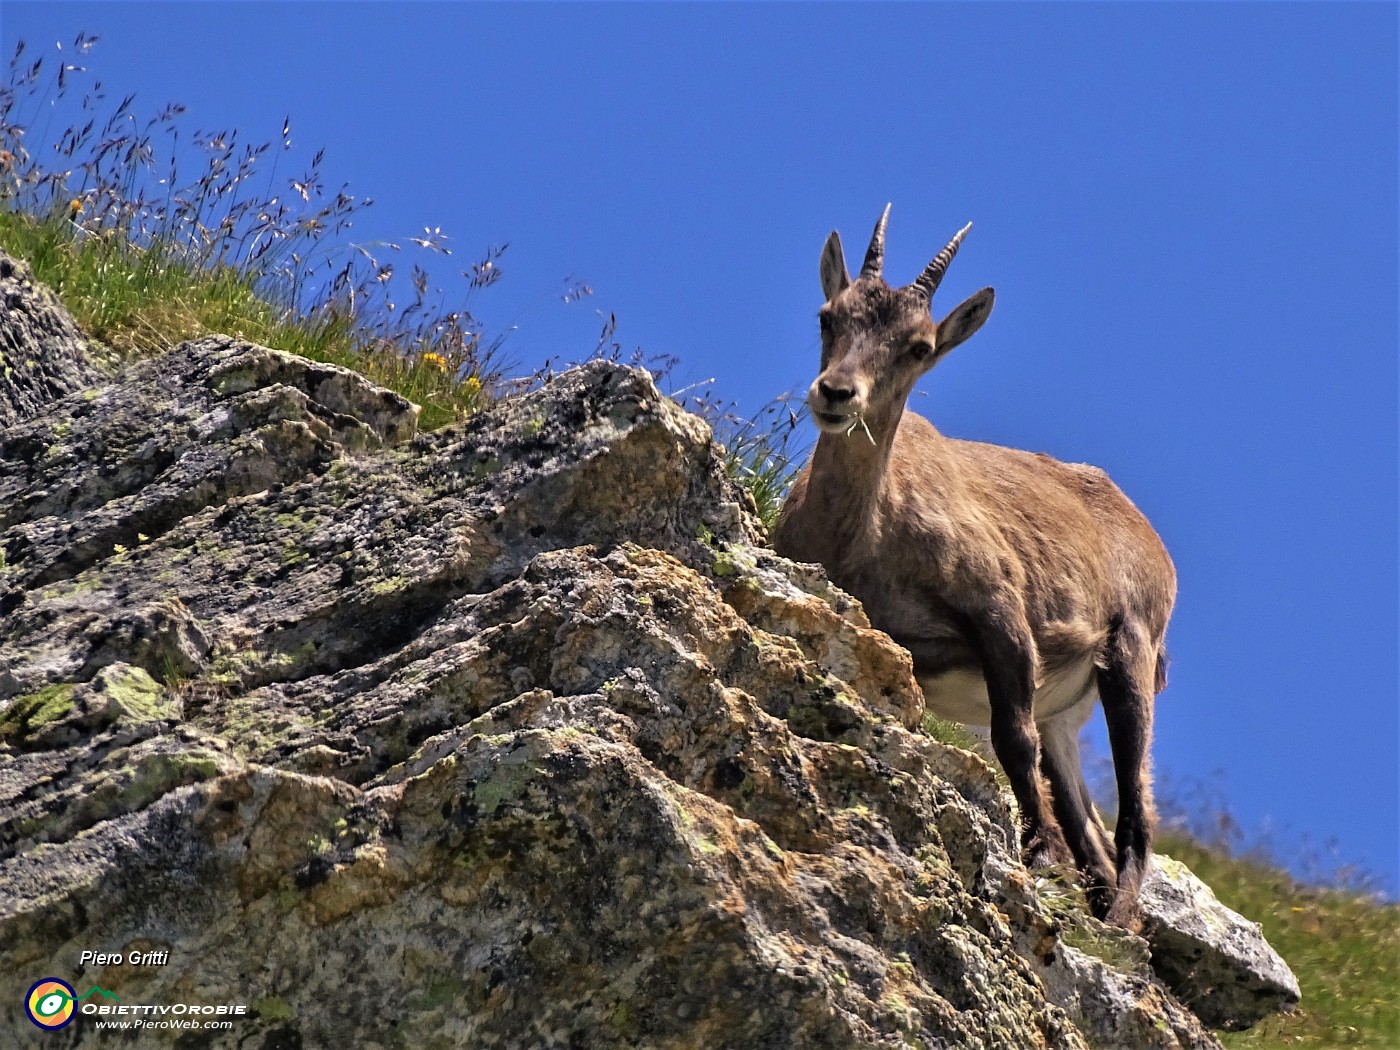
[808, 205, 993, 441]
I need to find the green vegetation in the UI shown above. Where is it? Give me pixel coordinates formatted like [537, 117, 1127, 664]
[99, 664, 172, 722]
[714, 398, 805, 534]
[921, 710, 1010, 790]
[0, 33, 803, 509]
[0, 34, 511, 429]
[252, 995, 294, 1022]
[0, 682, 76, 743]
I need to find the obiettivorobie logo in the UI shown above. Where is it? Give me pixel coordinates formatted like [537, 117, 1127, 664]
[23, 977, 248, 1034]
[24, 979, 117, 1030]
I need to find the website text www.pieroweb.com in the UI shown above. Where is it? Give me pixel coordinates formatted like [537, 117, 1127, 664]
[23, 951, 251, 1036]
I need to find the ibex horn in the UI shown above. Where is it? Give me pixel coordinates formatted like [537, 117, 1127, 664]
[858, 203, 893, 280]
[911, 221, 973, 301]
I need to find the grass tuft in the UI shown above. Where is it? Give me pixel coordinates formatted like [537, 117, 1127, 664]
[676, 385, 808, 534]
[0, 33, 520, 430]
[0, 31, 809, 515]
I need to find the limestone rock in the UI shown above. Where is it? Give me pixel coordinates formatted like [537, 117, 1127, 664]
[1141, 853, 1302, 1029]
[0, 275, 1253, 1047]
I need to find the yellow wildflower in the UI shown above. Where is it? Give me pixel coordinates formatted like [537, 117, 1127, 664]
[463, 375, 482, 398]
[68, 198, 83, 216]
[422, 352, 447, 371]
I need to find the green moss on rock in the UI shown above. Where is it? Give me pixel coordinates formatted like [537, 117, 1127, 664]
[101, 664, 174, 722]
[0, 682, 78, 743]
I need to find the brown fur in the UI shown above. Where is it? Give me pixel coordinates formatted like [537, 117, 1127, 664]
[774, 213, 1176, 929]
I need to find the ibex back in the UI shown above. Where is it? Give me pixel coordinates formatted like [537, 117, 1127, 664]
[773, 206, 1176, 929]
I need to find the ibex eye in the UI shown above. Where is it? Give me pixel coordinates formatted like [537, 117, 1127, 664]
[818, 314, 832, 334]
[910, 341, 935, 360]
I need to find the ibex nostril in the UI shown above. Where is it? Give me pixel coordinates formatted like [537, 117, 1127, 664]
[818, 379, 854, 404]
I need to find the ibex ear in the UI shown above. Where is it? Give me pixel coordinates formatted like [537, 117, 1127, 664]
[820, 231, 851, 302]
[935, 287, 995, 355]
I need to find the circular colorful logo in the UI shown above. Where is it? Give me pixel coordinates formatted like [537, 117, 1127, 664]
[25, 978, 76, 1030]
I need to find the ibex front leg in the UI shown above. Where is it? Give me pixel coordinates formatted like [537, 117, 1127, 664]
[978, 619, 1074, 871]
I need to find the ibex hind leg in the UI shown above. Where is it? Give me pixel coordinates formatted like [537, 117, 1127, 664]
[1096, 622, 1160, 932]
[1038, 697, 1117, 915]
[981, 633, 1075, 873]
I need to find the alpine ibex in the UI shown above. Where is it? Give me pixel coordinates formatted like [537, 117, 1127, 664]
[774, 206, 1176, 929]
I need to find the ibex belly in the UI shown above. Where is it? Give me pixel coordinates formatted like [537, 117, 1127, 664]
[917, 654, 1098, 728]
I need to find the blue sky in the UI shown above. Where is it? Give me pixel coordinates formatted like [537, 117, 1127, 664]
[5, 2, 1396, 894]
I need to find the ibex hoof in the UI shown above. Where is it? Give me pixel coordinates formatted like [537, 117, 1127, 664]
[1101, 893, 1145, 934]
[1023, 829, 1075, 871]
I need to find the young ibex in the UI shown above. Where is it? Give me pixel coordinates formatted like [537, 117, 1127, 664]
[774, 206, 1176, 929]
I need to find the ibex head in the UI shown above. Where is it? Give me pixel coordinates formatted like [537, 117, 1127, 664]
[809, 204, 995, 437]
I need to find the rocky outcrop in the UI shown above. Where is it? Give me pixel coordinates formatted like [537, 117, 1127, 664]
[0, 252, 111, 430]
[1142, 855, 1302, 1029]
[0, 249, 1290, 1047]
